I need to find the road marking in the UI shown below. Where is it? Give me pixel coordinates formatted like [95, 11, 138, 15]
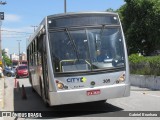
[132, 91, 160, 98]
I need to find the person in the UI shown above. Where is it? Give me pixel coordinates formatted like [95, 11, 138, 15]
[97, 49, 110, 62]
[0, 66, 4, 78]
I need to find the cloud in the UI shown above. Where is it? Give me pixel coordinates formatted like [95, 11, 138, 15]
[5, 14, 21, 22]
[2, 27, 33, 33]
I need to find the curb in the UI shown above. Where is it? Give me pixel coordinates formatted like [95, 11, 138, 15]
[0, 78, 4, 109]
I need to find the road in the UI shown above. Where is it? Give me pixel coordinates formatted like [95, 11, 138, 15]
[1, 77, 160, 120]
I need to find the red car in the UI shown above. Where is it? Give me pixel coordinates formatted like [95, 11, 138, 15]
[16, 65, 28, 78]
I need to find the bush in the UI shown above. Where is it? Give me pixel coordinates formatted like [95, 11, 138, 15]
[129, 54, 160, 76]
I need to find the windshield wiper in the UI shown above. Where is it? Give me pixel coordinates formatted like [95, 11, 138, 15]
[99, 24, 106, 39]
[65, 28, 80, 61]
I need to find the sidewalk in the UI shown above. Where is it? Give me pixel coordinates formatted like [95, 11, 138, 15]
[0, 78, 4, 110]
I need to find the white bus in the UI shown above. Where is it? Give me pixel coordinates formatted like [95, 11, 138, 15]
[27, 12, 130, 106]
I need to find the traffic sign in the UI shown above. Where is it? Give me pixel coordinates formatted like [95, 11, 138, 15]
[0, 60, 2, 65]
[0, 12, 4, 20]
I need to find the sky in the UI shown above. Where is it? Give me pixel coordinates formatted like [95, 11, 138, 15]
[1, 0, 125, 54]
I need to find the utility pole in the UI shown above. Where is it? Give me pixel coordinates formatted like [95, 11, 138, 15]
[0, 19, 2, 66]
[17, 40, 21, 63]
[0, 1, 6, 67]
[64, 0, 67, 13]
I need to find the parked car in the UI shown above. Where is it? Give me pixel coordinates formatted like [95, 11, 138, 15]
[16, 65, 28, 78]
[3, 67, 15, 77]
[11, 66, 17, 73]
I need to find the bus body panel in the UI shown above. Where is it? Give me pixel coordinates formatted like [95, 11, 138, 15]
[54, 71, 127, 90]
[48, 84, 130, 105]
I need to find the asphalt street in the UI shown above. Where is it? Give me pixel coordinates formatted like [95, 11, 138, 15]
[1, 77, 160, 120]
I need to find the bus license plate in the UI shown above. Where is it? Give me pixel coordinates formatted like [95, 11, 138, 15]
[87, 90, 101, 96]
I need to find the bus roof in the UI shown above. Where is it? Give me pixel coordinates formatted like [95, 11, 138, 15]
[47, 11, 118, 19]
[27, 11, 118, 48]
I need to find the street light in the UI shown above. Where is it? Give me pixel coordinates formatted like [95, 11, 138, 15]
[17, 40, 21, 63]
[64, 0, 67, 13]
[0, 1, 6, 67]
[31, 25, 38, 32]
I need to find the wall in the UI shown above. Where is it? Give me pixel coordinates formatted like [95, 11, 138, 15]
[130, 75, 160, 90]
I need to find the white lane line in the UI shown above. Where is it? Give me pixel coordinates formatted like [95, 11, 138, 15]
[132, 91, 160, 98]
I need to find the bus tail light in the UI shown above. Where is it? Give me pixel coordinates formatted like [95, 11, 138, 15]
[116, 73, 125, 84]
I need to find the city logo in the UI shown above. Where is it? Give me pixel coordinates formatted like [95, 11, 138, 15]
[67, 77, 87, 83]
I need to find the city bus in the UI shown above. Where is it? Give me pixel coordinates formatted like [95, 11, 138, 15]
[27, 12, 130, 106]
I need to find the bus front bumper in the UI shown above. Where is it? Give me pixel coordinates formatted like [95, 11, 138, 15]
[48, 84, 130, 106]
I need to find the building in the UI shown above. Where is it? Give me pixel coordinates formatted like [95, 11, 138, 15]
[10, 52, 27, 61]
[20, 52, 27, 60]
[10, 53, 19, 61]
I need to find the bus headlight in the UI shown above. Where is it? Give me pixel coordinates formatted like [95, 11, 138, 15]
[56, 80, 68, 90]
[57, 83, 64, 89]
[116, 73, 125, 84]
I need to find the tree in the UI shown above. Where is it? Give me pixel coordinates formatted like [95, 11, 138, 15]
[106, 8, 115, 12]
[2, 51, 12, 66]
[117, 0, 160, 55]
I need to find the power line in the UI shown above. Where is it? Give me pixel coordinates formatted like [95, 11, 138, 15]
[2, 36, 29, 38]
[2, 33, 30, 36]
[1, 29, 32, 34]
[2, 34, 30, 37]
[1, 29, 32, 38]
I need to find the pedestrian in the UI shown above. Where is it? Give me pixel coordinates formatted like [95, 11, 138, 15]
[0, 66, 4, 78]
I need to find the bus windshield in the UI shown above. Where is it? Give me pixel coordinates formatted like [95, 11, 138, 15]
[49, 27, 125, 73]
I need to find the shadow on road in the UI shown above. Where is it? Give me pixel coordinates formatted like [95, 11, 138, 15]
[14, 86, 123, 118]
